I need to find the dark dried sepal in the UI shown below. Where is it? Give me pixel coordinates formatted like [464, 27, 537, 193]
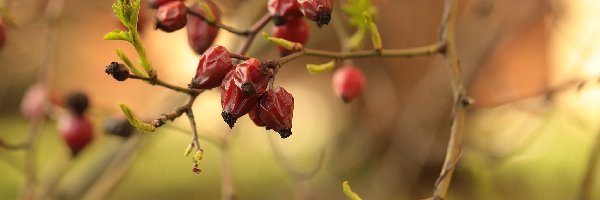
[316, 11, 331, 26]
[105, 62, 129, 81]
[221, 111, 236, 128]
[277, 128, 292, 139]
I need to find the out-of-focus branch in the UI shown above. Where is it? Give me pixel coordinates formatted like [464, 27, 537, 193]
[267, 134, 325, 181]
[579, 129, 600, 200]
[430, 0, 468, 199]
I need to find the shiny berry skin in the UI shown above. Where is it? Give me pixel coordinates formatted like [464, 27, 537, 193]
[272, 18, 309, 56]
[0, 17, 5, 49]
[20, 84, 47, 120]
[248, 104, 266, 127]
[190, 46, 234, 89]
[149, 0, 184, 9]
[220, 58, 271, 128]
[268, 0, 303, 26]
[297, 0, 332, 26]
[258, 87, 294, 138]
[187, 0, 220, 54]
[155, 1, 187, 32]
[58, 114, 94, 156]
[65, 91, 90, 116]
[332, 65, 366, 103]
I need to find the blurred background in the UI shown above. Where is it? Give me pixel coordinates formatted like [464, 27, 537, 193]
[1, 0, 600, 199]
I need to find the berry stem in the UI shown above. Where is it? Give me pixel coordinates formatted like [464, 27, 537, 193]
[128, 74, 204, 95]
[431, 0, 467, 199]
[184, 105, 203, 159]
[276, 42, 446, 65]
[186, 7, 250, 36]
[236, 13, 273, 55]
[149, 95, 198, 129]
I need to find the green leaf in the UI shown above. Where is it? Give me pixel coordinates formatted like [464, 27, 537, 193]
[103, 30, 131, 41]
[348, 27, 367, 50]
[262, 32, 301, 51]
[306, 60, 336, 75]
[364, 12, 382, 50]
[184, 143, 194, 156]
[119, 103, 156, 132]
[116, 49, 146, 77]
[112, 0, 141, 30]
[343, 181, 363, 200]
[342, 0, 377, 49]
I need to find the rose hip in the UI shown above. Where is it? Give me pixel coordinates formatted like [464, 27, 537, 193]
[190, 45, 234, 89]
[296, 0, 333, 26]
[0, 17, 5, 49]
[20, 84, 47, 120]
[65, 91, 90, 116]
[272, 18, 309, 56]
[268, 0, 303, 26]
[332, 65, 366, 103]
[187, 0, 221, 54]
[220, 58, 271, 128]
[149, 0, 184, 9]
[248, 104, 266, 127]
[58, 114, 94, 156]
[155, 1, 188, 32]
[258, 87, 294, 138]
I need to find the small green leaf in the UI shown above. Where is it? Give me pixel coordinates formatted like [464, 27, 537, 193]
[184, 143, 194, 156]
[112, 0, 141, 30]
[104, 30, 131, 41]
[119, 103, 156, 132]
[343, 181, 363, 200]
[306, 60, 336, 75]
[364, 12, 382, 50]
[348, 27, 367, 50]
[116, 49, 146, 77]
[262, 32, 301, 51]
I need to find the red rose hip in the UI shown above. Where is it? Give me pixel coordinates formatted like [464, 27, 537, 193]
[297, 0, 333, 26]
[268, 0, 303, 26]
[149, 0, 184, 9]
[272, 18, 309, 56]
[332, 65, 366, 103]
[190, 45, 234, 89]
[58, 114, 94, 156]
[220, 58, 271, 128]
[248, 104, 266, 127]
[0, 17, 5, 49]
[187, 0, 221, 54]
[20, 84, 48, 120]
[155, 1, 187, 32]
[258, 87, 294, 138]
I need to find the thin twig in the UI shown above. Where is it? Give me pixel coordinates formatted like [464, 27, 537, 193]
[236, 13, 272, 55]
[220, 135, 235, 200]
[267, 133, 325, 180]
[431, 0, 467, 199]
[277, 43, 446, 65]
[184, 105, 202, 153]
[186, 7, 251, 36]
[128, 74, 203, 95]
[150, 95, 197, 129]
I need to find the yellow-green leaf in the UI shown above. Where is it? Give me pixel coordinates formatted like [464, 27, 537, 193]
[103, 30, 131, 41]
[119, 103, 156, 132]
[198, 1, 216, 22]
[193, 149, 204, 164]
[306, 60, 336, 75]
[115, 49, 146, 77]
[184, 143, 194, 156]
[364, 12, 382, 50]
[262, 32, 302, 51]
[343, 181, 363, 200]
[348, 27, 367, 50]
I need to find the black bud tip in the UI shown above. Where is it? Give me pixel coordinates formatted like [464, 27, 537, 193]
[188, 78, 199, 89]
[241, 82, 256, 95]
[105, 62, 129, 81]
[272, 16, 286, 26]
[341, 96, 352, 103]
[317, 11, 331, 26]
[277, 128, 292, 139]
[65, 91, 89, 116]
[221, 111, 236, 129]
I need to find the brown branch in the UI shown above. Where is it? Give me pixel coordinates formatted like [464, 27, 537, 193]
[220, 135, 235, 200]
[267, 134, 325, 181]
[236, 13, 273, 55]
[150, 95, 197, 128]
[128, 74, 204, 95]
[186, 7, 251, 36]
[430, 0, 467, 199]
[0, 140, 30, 150]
